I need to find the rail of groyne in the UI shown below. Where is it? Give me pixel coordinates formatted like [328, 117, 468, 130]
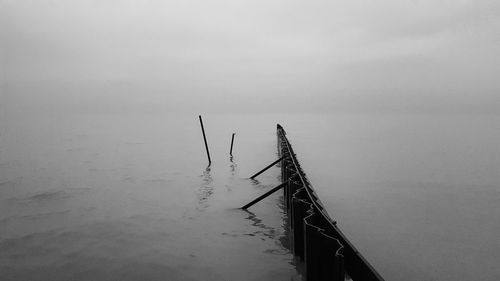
[277, 124, 385, 281]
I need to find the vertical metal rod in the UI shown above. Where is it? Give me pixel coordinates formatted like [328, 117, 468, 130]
[230, 133, 235, 155]
[199, 115, 211, 164]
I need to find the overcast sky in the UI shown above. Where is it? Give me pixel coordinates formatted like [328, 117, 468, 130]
[2, 0, 500, 114]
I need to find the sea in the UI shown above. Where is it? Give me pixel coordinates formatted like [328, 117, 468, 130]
[1, 112, 499, 281]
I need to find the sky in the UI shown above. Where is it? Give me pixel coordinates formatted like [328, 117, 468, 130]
[2, 0, 500, 114]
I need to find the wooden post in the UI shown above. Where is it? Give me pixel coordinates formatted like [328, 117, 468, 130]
[199, 115, 211, 164]
[230, 133, 235, 155]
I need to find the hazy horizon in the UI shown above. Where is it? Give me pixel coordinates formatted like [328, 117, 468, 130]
[2, 0, 500, 115]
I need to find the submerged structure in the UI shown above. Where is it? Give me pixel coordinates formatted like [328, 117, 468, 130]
[277, 124, 385, 281]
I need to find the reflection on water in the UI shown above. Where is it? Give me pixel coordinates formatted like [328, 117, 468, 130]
[249, 178, 262, 188]
[0, 113, 300, 281]
[240, 196, 297, 275]
[277, 201, 292, 255]
[229, 156, 237, 175]
[3, 112, 498, 280]
[196, 166, 214, 212]
[243, 210, 280, 240]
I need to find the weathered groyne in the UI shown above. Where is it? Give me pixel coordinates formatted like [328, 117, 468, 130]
[277, 124, 385, 281]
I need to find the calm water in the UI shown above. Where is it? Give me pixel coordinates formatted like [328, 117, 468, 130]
[1, 112, 499, 280]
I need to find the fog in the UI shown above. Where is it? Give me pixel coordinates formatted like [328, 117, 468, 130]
[2, 2, 500, 280]
[2, 0, 500, 115]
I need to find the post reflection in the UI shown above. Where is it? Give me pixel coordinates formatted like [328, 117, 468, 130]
[229, 156, 237, 176]
[197, 165, 213, 211]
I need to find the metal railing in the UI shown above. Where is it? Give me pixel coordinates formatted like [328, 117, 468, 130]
[277, 124, 385, 281]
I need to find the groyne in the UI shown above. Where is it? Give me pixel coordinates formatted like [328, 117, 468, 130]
[277, 124, 385, 281]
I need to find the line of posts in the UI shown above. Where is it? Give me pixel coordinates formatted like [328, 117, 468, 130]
[199, 115, 236, 165]
[196, 118, 385, 281]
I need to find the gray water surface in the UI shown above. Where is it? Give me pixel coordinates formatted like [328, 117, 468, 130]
[1, 112, 499, 281]
[281, 113, 500, 281]
[0, 113, 298, 281]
